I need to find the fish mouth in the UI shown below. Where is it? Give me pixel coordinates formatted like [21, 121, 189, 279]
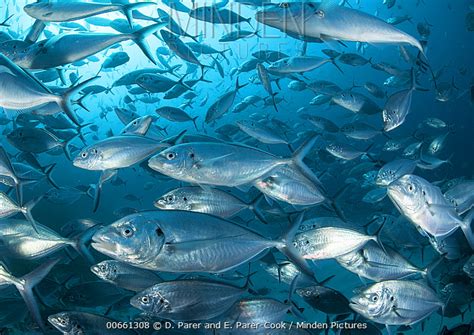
[91, 234, 117, 256]
[348, 300, 365, 314]
[154, 199, 166, 208]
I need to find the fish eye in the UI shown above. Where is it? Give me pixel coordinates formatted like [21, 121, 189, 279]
[121, 225, 134, 238]
[183, 197, 187, 202]
[140, 296, 150, 304]
[316, 9, 325, 18]
[133, 121, 138, 125]
[408, 184, 414, 192]
[390, 296, 395, 301]
[166, 152, 176, 160]
[166, 195, 174, 202]
[280, 2, 289, 8]
[371, 295, 378, 302]
[100, 264, 106, 271]
[81, 152, 87, 158]
[189, 152, 195, 158]
[159, 297, 165, 304]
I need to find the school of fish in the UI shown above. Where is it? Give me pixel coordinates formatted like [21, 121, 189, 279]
[0, 0, 473, 334]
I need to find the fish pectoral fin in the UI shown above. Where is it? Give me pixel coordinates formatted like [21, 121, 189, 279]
[193, 153, 234, 169]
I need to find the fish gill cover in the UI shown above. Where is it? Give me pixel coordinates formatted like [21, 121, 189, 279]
[0, 0, 473, 334]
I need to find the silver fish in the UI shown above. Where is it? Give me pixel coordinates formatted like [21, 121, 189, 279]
[121, 115, 154, 136]
[130, 279, 246, 321]
[13, 23, 164, 69]
[444, 180, 474, 215]
[293, 226, 383, 260]
[350, 280, 443, 326]
[91, 260, 162, 292]
[376, 159, 417, 186]
[73, 136, 169, 171]
[148, 136, 317, 187]
[23, 2, 154, 27]
[205, 78, 248, 123]
[336, 242, 427, 281]
[154, 186, 263, 219]
[387, 174, 474, 249]
[48, 312, 136, 335]
[91, 210, 313, 276]
[256, 2, 423, 53]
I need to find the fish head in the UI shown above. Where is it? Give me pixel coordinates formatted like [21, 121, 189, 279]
[255, 2, 309, 35]
[350, 284, 393, 319]
[23, 2, 51, 18]
[73, 145, 103, 170]
[387, 174, 424, 214]
[267, 57, 290, 72]
[154, 188, 193, 211]
[91, 213, 165, 267]
[90, 260, 119, 281]
[130, 286, 170, 315]
[121, 115, 154, 136]
[148, 145, 195, 179]
[382, 107, 402, 132]
[376, 167, 397, 186]
[6, 128, 24, 141]
[295, 286, 320, 299]
[48, 312, 74, 334]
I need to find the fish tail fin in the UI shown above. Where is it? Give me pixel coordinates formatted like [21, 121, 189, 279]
[130, 23, 165, 64]
[120, 2, 155, 28]
[245, 17, 254, 29]
[169, 64, 182, 77]
[271, 93, 279, 113]
[191, 32, 203, 43]
[371, 219, 387, 255]
[287, 274, 306, 319]
[21, 195, 43, 232]
[289, 135, 319, 185]
[72, 91, 92, 113]
[329, 184, 349, 223]
[220, 49, 230, 62]
[15, 177, 37, 207]
[422, 255, 443, 288]
[58, 76, 100, 126]
[247, 193, 267, 224]
[43, 163, 60, 189]
[330, 57, 344, 74]
[461, 208, 474, 250]
[235, 76, 249, 91]
[276, 212, 316, 280]
[410, 67, 429, 91]
[71, 226, 100, 264]
[191, 116, 199, 131]
[17, 258, 60, 331]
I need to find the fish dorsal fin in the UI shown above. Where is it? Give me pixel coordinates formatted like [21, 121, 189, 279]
[319, 0, 340, 12]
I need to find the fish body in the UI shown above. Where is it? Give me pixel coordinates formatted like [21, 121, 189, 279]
[293, 227, 378, 260]
[74, 135, 168, 171]
[387, 174, 474, 248]
[350, 280, 443, 326]
[256, 3, 423, 53]
[91, 210, 312, 276]
[148, 136, 316, 187]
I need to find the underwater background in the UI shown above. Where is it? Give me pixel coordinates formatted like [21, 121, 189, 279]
[0, 0, 473, 334]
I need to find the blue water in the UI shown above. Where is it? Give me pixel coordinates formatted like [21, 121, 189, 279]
[0, 0, 473, 334]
